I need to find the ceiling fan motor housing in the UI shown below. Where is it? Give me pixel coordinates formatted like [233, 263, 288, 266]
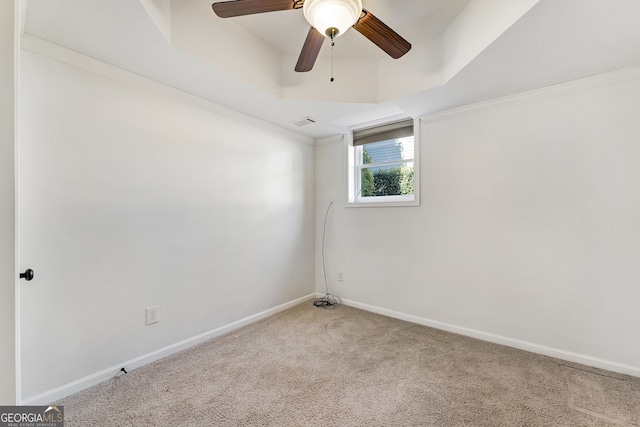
[303, 0, 363, 38]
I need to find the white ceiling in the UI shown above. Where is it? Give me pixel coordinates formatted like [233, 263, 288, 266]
[22, 0, 640, 139]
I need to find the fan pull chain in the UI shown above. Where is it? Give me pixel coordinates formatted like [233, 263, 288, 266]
[330, 29, 335, 82]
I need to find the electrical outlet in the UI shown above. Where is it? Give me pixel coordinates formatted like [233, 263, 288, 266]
[338, 271, 344, 282]
[146, 306, 159, 325]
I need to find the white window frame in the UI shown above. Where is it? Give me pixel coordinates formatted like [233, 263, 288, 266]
[346, 117, 420, 208]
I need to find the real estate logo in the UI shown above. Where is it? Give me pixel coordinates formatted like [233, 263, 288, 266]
[0, 406, 64, 427]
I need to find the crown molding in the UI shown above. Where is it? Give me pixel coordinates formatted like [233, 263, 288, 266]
[421, 66, 640, 123]
[19, 34, 316, 146]
[315, 134, 345, 146]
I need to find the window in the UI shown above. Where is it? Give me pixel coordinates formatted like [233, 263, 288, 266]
[348, 118, 419, 206]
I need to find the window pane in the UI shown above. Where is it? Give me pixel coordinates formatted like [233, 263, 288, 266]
[361, 137, 414, 165]
[360, 163, 414, 197]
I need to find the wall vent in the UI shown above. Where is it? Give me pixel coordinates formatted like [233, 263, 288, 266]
[291, 116, 317, 127]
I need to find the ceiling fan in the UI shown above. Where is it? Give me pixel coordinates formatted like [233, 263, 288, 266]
[211, 0, 412, 72]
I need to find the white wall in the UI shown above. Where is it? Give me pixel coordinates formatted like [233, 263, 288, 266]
[19, 48, 315, 401]
[0, 0, 18, 405]
[316, 69, 640, 376]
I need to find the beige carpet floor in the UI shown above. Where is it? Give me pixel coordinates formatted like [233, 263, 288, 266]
[55, 302, 640, 426]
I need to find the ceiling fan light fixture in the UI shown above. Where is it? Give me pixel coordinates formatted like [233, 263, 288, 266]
[303, 0, 363, 38]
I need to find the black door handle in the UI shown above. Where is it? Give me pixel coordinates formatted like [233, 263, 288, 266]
[20, 269, 34, 281]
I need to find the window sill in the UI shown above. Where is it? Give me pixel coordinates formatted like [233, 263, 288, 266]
[346, 195, 420, 208]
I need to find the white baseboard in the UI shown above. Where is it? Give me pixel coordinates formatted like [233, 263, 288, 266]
[338, 297, 640, 379]
[25, 292, 638, 404]
[22, 294, 316, 405]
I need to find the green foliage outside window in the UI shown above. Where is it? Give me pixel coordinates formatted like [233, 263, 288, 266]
[361, 150, 374, 196]
[361, 149, 414, 197]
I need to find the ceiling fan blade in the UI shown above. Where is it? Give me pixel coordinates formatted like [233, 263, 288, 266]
[353, 9, 411, 59]
[212, 0, 300, 18]
[295, 27, 324, 72]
